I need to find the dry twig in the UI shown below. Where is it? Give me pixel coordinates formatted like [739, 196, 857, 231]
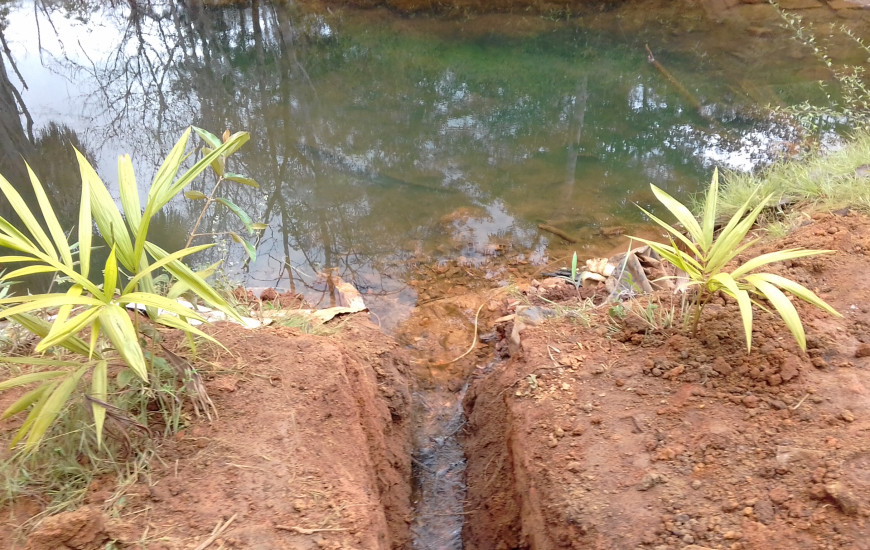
[193, 513, 237, 550]
[275, 525, 350, 534]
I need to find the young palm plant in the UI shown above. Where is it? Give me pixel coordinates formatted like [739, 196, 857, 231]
[631, 169, 841, 352]
[0, 127, 254, 450]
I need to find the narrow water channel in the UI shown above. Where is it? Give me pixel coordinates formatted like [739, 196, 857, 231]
[410, 384, 469, 549]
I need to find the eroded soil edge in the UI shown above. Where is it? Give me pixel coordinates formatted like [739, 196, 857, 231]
[5, 320, 414, 550]
[462, 210, 870, 549]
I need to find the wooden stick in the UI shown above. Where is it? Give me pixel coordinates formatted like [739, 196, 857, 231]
[645, 44, 704, 114]
[538, 223, 578, 243]
[193, 513, 237, 550]
[275, 525, 350, 534]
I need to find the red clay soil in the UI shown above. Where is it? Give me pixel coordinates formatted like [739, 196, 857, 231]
[1, 318, 413, 550]
[3, 210, 870, 550]
[462, 209, 870, 549]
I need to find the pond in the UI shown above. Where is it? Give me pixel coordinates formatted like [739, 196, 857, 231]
[0, 0, 863, 327]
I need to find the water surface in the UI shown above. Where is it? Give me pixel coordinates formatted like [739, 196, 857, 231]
[0, 0, 858, 325]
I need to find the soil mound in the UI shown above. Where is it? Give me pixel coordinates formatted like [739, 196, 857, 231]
[462, 209, 870, 549]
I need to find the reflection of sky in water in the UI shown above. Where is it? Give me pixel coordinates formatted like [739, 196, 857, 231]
[0, 0, 853, 324]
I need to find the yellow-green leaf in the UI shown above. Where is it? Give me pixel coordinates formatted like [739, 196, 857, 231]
[731, 249, 835, 280]
[748, 272, 841, 318]
[650, 184, 704, 248]
[0, 383, 50, 420]
[746, 274, 806, 351]
[38, 307, 103, 352]
[0, 172, 56, 262]
[711, 272, 754, 351]
[26, 163, 73, 267]
[224, 173, 259, 188]
[216, 198, 254, 233]
[164, 132, 250, 202]
[103, 246, 119, 301]
[118, 292, 208, 322]
[100, 305, 148, 381]
[0, 294, 104, 322]
[78, 158, 92, 280]
[167, 260, 223, 300]
[229, 232, 257, 262]
[636, 205, 703, 260]
[0, 371, 68, 392]
[25, 367, 86, 451]
[184, 190, 208, 200]
[193, 126, 222, 149]
[1, 265, 59, 280]
[76, 149, 135, 270]
[10, 382, 55, 448]
[118, 154, 141, 234]
[122, 243, 214, 294]
[700, 168, 719, 252]
[145, 242, 241, 322]
[42, 284, 84, 350]
[153, 314, 225, 349]
[91, 360, 108, 448]
[706, 195, 771, 273]
[9, 313, 94, 357]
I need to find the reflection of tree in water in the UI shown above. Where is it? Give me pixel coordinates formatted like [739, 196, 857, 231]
[4, 0, 804, 306]
[0, 12, 35, 188]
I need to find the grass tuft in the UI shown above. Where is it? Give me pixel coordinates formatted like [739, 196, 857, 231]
[715, 130, 870, 220]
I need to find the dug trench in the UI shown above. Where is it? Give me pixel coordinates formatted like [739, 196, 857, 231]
[3, 210, 870, 549]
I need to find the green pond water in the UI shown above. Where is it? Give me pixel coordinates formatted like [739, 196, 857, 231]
[0, 0, 860, 326]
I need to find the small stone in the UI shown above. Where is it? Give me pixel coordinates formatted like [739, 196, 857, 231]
[825, 482, 859, 515]
[546, 435, 559, 448]
[855, 343, 870, 358]
[742, 395, 760, 408]
[590, 364, 606, 375]
[554, 427, 565, 438]
[840, 410, 855, 422]
[664, 365, 685, 379]
[566, 461, 582, 473]
[769, 486, 789, 504]
[712, 356, 732, 376]
[811, 357, 828, 369]
[637, 472, 667, 491]
[691, 480, 703, 490]
[754, 499, 775, 525]
[809, 484, 828, 500]
[722, 500, 740, 513]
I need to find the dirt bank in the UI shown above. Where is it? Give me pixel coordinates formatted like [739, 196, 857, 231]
[4, 215, 870, 550]
[2, 319, 413, 550]
[463, 209, 870, 549]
